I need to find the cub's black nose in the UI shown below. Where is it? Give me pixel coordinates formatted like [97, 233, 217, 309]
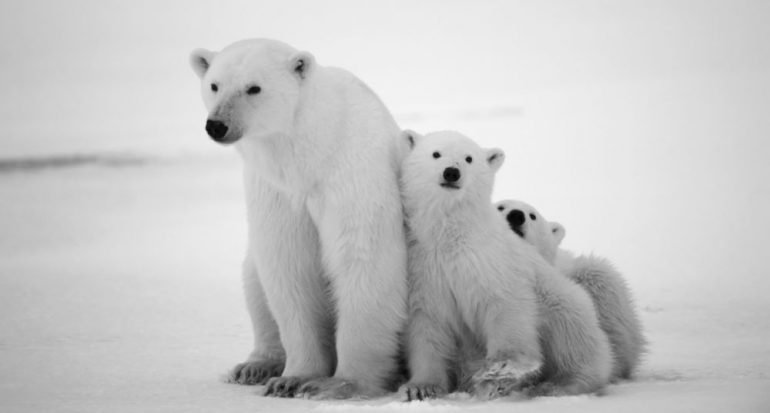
[443, 167, 461, 183]
[507, 209, 526, 237]
[205, 119, 229, 141]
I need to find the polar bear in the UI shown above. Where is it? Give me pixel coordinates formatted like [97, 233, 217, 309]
[189, 39, 408, 399]
[398, 130, 611, 400]
[495, 199, 646, 380]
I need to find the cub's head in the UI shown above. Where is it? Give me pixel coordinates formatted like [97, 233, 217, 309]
[400, 130, 504, 211]
[495, 199, 565, 263]
[189, 39, 315, 144]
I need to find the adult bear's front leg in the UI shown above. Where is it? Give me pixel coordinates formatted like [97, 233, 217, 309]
[227, 254, 285, 385]
[299, 187, 409, 399]
[249, 183, 336, 397]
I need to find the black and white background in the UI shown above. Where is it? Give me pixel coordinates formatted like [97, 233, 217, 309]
[1, 1, 768, 411]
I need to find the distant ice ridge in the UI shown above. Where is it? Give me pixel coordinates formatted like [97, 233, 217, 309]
[0, 153, 151, 173]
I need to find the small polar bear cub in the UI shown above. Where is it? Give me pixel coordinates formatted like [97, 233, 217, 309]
[399, 130, 611, 400]
[495, 199, 646, 380]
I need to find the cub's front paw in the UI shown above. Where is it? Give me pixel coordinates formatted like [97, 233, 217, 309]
[470, 377, 529, 400]
[468, 357, 541, 399]
[472, 357, 541, 383]
[227, 359, 285, 385]
[399, 382, 447, 401]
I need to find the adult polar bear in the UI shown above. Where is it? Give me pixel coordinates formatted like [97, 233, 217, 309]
[189, 39, 408, 399]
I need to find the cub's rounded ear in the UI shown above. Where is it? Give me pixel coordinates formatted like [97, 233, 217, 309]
[551, 222, 566, 245]
[401, 129, 421, 151]
[289, 51, 315, 80]
[190, 48, 216, 78]
[486, 148, 505, 172]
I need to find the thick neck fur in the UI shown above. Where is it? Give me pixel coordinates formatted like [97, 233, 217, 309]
[238, 72, 340, 192]
[404, 190, 498, 249]
[236, 68, 348, 195]
[237, 67, 398, 197]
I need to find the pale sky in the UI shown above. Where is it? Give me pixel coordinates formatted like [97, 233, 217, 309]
[1, 5, 769, 410]
[1, 1, 769, 291]
[1, 0, 768, 156]
[0, 0, 768, 319]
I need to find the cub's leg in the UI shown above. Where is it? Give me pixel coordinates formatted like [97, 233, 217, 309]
[567, 256, 646, 381]
[400, 274, 457, 401]
[471, 292, 542, 398]
[533, 264, 612, 396]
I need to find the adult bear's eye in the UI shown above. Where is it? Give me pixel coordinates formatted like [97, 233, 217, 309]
[247, 85, 261, 95]
[465, 156, 473, 163]
[432, 152, 441, 159]
[530, 213, 537, 220]
[497, 206, 504, 211]
[211, 83, 218, 92]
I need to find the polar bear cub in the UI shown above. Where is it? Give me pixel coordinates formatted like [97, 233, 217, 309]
[399, 130, 611, 400]
[496, 199, 646, 380]
[190, 39, 408, 399]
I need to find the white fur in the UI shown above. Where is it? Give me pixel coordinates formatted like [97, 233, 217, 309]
[190, 39, 408, 399]
[495, 199, 647, 381]
[399, 131, 611, 400]
[495, 200, 564, 264]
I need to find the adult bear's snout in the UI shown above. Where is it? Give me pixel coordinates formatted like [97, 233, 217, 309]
[206, 119, 229, 142]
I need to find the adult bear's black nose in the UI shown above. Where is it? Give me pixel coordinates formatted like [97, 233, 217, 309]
[507, 209, 526, 237]
[443, 167, 461, 183]
[205, 119, 229, 141]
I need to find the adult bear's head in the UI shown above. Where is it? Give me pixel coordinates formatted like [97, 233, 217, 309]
[190, 39, 314, 145]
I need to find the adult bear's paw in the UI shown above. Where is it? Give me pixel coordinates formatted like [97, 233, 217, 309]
[227, 359, 285, 385]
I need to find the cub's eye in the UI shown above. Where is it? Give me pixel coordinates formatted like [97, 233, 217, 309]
[432, 151, 441, 159]
[465, 156, 473, 164]
[530, 213, 537, 220]
[247, 85, 261, 95]
[497, 206, 504, 211]
[211, 83, 218, 92]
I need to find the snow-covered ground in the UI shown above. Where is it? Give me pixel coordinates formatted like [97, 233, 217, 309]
[1, 0, 770, 411]
[0, 150, 768, 413]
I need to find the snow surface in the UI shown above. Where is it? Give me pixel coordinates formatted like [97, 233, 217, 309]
[0, 155, 768, 413]
[2, 0, 770, 411]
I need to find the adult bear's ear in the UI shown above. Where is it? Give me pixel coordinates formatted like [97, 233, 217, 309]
[289, 51, 315, 80]
[551, 222, 566, 245]
[401, 129, 421, 150]
[486, 148, 505, 172]
[190, 48, 216, 78]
